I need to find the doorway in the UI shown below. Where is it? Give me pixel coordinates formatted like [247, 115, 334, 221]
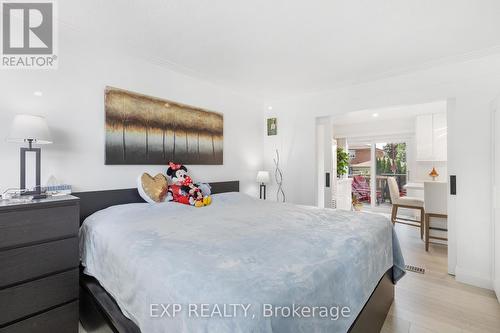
[315, 100, 451, 270]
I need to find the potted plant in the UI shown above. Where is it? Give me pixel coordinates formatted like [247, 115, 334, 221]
[352, 193, 363, 211]
[336, 147, 349, 178]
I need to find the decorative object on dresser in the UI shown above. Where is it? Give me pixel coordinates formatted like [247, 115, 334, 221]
[0, 195, 80, 333]
[105, 86, 224, 165]
[44, 175, 72, 195]
[6, 115, 52, 195]
[256, 171, 270, 199]
[273, 149, 285, 202]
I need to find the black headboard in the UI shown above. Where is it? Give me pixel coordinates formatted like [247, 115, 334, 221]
[73, 181, 239, 224]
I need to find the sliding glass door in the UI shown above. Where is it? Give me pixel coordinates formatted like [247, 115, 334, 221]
[345, 138, 409, 210]
[375, 142, 408, 207]
[348, 142, 373, 208]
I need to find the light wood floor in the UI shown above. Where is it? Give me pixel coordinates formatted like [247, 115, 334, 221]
[381, 224, 500, 333]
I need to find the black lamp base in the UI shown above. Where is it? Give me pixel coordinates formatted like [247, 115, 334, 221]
[259, 184, 266, 200]
[20, 142, 41, 195]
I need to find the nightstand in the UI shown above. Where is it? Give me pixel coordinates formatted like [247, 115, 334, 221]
[0, 195, 80, 333]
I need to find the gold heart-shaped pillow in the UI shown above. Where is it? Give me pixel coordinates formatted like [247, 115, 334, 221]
[139, 173, 168, 203]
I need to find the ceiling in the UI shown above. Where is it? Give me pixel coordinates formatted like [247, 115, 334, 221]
[60, 0, 500, 99]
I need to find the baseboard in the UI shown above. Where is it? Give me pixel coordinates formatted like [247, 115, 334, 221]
[494, 278, 500, 303]
[455, 266, 493, 290]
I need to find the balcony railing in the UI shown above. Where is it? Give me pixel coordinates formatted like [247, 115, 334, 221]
[350, 173, 407, 205]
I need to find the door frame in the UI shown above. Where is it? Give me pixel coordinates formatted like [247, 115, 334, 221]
[315, 99, 453, 275]
[315, 116, 334, 208]
[490, 99, 500, 301]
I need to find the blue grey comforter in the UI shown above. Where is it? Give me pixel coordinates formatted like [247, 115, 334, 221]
[80, 192, 405, 333]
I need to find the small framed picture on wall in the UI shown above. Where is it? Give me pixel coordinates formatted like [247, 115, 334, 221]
[267, 118, 277, 136]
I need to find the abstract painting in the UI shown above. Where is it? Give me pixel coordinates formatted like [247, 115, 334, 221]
[105, 87, 223, 165]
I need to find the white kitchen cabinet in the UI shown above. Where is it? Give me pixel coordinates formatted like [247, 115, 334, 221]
[416, 113, 447, 161]
[416, 114, 433, 160]
[433, 112, 447, 161]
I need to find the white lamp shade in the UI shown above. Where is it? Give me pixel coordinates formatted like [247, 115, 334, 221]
[7, 114, 52, 144]
[256, 171, 270, 184]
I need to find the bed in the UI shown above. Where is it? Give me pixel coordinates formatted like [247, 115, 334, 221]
[76, 181, 405, 333]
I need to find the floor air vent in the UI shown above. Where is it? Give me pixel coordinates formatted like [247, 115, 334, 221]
[405, 264, 425, 274]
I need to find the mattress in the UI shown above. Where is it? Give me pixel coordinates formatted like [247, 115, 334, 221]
[79, 192, 405, 333]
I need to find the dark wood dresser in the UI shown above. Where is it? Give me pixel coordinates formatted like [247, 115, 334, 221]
[0, 195, 80, 333]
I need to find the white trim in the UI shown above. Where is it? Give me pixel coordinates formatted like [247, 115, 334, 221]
[455, 265, 493, 290]
[334, 132, 413, 143]
[496, 280, 500, 303]
[315, 116, 334, 208]
[315, 120, 325, 208]
[491, 101, 496, 296]
[447, 98, 457, 276]
[490, 98, 500, 302]
[370, 143, 376, 208]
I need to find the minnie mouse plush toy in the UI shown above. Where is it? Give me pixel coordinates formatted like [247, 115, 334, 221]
[166, 162, 212, 207]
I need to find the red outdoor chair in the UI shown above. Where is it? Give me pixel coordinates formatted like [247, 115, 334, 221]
[352, 175, 382, 203]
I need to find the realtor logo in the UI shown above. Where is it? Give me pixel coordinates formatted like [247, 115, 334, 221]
[1, 0, 57, 69]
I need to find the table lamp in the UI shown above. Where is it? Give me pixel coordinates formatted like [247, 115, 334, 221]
[7, 115, 52, 194]
[256, 171, 270, 200]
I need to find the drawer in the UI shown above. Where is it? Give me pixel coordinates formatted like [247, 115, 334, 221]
[0, 238, 79, 288]
[0, 269, 78, 326]
[0, 301, 78, 333]
[0, 204, 79, 250]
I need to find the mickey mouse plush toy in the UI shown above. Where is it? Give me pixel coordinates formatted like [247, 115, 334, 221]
[166, 162, 212, 207]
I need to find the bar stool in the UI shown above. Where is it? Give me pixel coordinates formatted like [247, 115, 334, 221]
[424, 182, 448, 251]
[388, 177, 425, 239]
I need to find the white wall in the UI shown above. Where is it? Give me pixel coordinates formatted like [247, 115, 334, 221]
[0, 27, 264, 195]
[333, 118, 415, 139]
[264, 54, 500, 290]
